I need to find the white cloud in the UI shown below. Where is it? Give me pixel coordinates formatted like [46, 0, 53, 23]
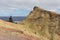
[0, 0, 60, 16]
[0, 0, 59, 10]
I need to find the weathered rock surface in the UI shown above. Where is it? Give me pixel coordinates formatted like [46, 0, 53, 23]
[23, 6, 60, 40]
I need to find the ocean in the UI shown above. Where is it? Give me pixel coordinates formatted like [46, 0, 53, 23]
[0, 16, 26, 22]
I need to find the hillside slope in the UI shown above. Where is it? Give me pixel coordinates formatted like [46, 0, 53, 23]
[0, 20, 39, 40]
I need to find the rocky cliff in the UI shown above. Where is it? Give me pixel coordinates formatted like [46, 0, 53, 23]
[23, 6, 60, 40]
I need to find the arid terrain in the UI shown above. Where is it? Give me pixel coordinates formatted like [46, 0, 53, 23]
[0, 6, 60, 40]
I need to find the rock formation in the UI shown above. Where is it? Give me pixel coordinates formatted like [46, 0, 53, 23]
[23, 6, 60, 40]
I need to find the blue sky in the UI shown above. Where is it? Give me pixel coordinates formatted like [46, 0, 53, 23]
[0, 0, 60, 16]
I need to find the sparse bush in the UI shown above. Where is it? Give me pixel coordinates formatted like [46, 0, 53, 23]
[8, 16, 13, 23]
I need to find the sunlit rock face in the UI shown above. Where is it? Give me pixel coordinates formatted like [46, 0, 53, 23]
[24, 6, 60, 40]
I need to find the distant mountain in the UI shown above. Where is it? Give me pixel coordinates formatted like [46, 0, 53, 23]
[0, 16, 26, 22]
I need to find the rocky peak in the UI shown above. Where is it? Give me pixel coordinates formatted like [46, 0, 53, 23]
[26, 6, 58, 22]
[33, 6, 42, 11]
[24, 6, 60, 40]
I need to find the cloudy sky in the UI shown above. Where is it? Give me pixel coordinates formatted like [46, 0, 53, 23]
[0, 0, 60, 16]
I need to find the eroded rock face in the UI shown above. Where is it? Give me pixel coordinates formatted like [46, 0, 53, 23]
[24, 6, 60, 40]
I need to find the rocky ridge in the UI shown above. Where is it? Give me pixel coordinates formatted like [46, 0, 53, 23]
[23, 6, 60, 40]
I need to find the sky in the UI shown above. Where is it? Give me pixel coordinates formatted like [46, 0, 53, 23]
[0, 0, 60, 16]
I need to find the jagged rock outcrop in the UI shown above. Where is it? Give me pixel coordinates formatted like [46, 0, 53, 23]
[23, 6, 60, 40]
